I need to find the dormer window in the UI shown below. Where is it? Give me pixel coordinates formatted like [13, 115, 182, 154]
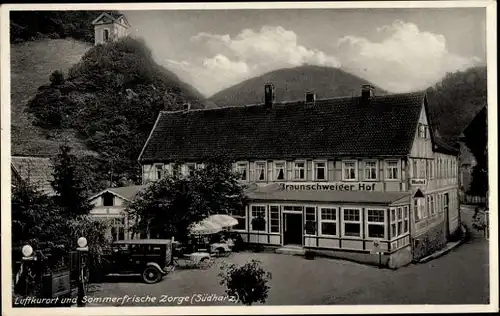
[102, 192, 114, 207]
[103, 29, 110, 42]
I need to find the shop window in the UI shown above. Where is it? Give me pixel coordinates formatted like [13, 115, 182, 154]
[343, 208, 361, 237]
[367, 209, 385, 238]
[231, 209, 247, 231]
[342, 161, 357, 181]
[313, 161, 327, 181]
[251, 206, 266, 231]
[274, 162, 286, 181]
[255, 162, 267, 181]
[294, 161, 306, 180]
[385, 160, 399, 180]
[305, 207, 316, 235]
[364, 160, 377, 180]
[235, 162, 248, 181]
[320, 208, 337, 236]
[102, 192, 114, 207]
[269, 206, 280, 233]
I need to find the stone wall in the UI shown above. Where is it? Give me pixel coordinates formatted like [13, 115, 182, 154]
[412, 221, 447, 260]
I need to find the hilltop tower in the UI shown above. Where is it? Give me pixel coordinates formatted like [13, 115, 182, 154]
[92, 12, 130, 46]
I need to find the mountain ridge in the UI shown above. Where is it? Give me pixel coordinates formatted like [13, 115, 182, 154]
[209, 65, 389, 107]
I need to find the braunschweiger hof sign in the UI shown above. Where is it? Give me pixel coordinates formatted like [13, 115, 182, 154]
[279, 182, 383, 192]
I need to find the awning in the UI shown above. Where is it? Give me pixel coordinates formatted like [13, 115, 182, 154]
[189, 218, 223, 235]
[206, 214, 238, 228]
[245, 183, 411, 205]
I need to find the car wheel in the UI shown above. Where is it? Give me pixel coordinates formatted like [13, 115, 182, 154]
[142, 267, 162, 284]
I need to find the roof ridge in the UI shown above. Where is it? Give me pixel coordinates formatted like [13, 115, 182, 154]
[159, 91, 425, 116]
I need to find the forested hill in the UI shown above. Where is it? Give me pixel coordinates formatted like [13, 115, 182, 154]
[26, 36, 209, 185]
[425, 66, 487, 143]
[10, 11, 114, 44]
[209, 65, 388, 107]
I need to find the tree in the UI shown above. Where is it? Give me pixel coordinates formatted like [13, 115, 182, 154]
[462, 107, 488, 196]
[218, 259, 272, 306]
[11, 181, 68, 252]
[51, 145, 93, 218]
[126, 159, 248, 243]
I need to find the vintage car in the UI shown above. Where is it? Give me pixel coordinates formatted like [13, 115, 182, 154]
[101, 239, 173, 284]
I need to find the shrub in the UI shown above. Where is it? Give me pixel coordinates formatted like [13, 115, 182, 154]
[218, 260, 272, 306]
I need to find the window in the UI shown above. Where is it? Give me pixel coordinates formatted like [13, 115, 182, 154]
[251, 206, 266, 231]
[342, 161, 357, 181]
[155, 164, 164, 180]
[414, 199, 420, 222]
[429, 160, 434, 179]
[102, 192, 114, 207]
[110, 218, 125, 241]
[235, 162, 248, 181]
[403, 207, 409, 233]
[274, 162, 286, 181]
[418, 123, 428, 138]
[186, 163, 196, 176]
[320, 208, 337, 236]
[364, 160, 377, 180]
[103, 29, 110, 42]
[269, 206, 280, 233]
[419, 160, 426, 179]
[367, 209, 385, 238]
[385, 160, 399, 180]
[390, 207, 407, 239]
[294, 161, 306, 180]
[430, 195, 435, 215]
[313, 161, 327, 181]
[305, 207, 316, 235]
[230, 209, 247, 231]
[412, 159, 418, 178]
[255, 162, 267, 181]
[343, 208, 361, 237]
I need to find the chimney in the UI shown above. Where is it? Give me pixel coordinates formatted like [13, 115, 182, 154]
[264, 82, 275, 108]
[305, 91, 316, 106]
[361, 84, 374, 101]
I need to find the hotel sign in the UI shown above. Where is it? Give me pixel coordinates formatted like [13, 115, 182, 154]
[279, 182, 383, 192]
[410, 179, 427, 186]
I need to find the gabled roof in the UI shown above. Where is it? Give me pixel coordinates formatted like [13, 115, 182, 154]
[139, 91, 427, 163]
[11, 156, 55, 195]
[92, 12, 130, 28]
[88, 185, 148, 202]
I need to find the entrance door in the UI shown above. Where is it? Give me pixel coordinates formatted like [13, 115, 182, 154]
[283, 213, 303, 245]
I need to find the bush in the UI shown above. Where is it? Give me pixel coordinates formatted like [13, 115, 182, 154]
[218, 260, 272, 306]
[49, 70, 65, 85]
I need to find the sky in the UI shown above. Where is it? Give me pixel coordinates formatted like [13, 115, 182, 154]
[123, 8, 486, 97]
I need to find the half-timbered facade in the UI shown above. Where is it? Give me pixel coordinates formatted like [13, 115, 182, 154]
[138, 84, 460, 268]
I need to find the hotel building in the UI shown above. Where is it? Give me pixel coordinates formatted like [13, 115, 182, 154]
[137, 84, 460, 268]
